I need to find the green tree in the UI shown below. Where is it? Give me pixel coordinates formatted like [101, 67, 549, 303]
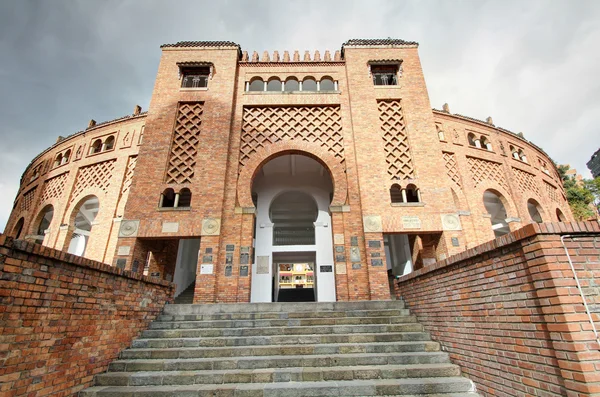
[557, 165, 597, 220]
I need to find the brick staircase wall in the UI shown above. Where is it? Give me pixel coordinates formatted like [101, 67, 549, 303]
[395, 222, 600, 397]
[0, 234, 175, 397]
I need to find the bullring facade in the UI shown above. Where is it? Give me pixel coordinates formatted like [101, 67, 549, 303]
[4, 39, 572, 303]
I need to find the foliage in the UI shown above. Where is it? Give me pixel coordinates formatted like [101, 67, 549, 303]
[557, 165, 599, 220]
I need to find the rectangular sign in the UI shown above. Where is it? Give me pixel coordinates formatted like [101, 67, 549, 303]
[402, 216, 422, 229]
[200, 264, 213, 275]
[320, 265, 333, 273]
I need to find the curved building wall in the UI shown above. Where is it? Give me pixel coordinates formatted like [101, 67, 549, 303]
[432, 110, 571, 244]
[4, 113, 146, 265]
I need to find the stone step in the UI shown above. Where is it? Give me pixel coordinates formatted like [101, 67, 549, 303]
[162, 300, 404, 316]
[144, 323, 423, 338]
[109, 352, 451, 372]
[120, 341, 440, 360]
[96, 363, 461, 386]
[132, 332, 432, 349]
[148, 315, 419, 330]
[157, 308, 412, 322]
[81, 377, 476, 396]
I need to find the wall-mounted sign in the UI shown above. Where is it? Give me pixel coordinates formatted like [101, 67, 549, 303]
[350, 247, 361, 262]
[320, 265, 333, 273]
[402, 216, 422, 229]
[240, 265, 249, 277]
[371, 252, 381, 257]
[335, 254, 346, 262]
[451, 237, 460, 247]
[202, 255, 213, 263]
[240, 246, 250, 254]
[352, 263, 361, 270]
[117, 246, 131, 256]
[351, 236, 359, 246]
[257, 256, 269, 274]
[226, 244, 235, 252]
[205, 247, 213, 254]
[335, 263, 347, 274]
[334, 234, 344, 245]
[224, 265, 232, 277]
[150, 272, 161, 277]
[200, 264, 213, 275]
[240, 253, 249, 265]
[335, 246, 345, 253]
[368, 240, 381, 248]
[226, 253, 233, 264]
[161, 222, 179, 233]
[116, 259, 126, 269]
[371, 259, 383, 266]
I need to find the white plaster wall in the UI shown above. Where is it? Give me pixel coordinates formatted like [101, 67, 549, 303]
[385, 234, 413, 276]
[251, 174, 335, 302]
[173, 238, 200, 296]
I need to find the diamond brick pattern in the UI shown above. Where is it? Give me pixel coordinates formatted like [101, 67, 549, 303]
[71, 160, 116, 202]
[40, 173, 69, 203]
[512, 168, 540, 196]
[545, 181, 559, 202]
[443, 152, 461, 188]
[378, 99, 414, 180]
[121, 156, 138, 195]
[240, 105, 344, 168]
[467, 157, 507, 189]
[166, 103, 203, 184]
[21, 188, 37, 212]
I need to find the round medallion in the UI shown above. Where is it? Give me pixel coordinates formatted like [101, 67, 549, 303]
[443, 214, 460, 230]
[365, 216, 380, 232]
[203, 218, 219, 234]
[120, 221, 138, 236]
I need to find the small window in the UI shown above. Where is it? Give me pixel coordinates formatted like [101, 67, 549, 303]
[284, 77, 299, 92]
[104, 136, 115, 151]
[556, 208, 566, 222]
[249, 78, 264, 92]
[406, 184, 420, 203]
[267, 78, 281, 92]
[160, 188, 175, 208]
[62, 150, 71, 164]
[437, 127, 445, 141]
[90, 139, 102, 154]
[519, 150, 527, 163]
[320, 77, 335, 91]
[390, 184, 403, 203]
[302, 77, 317, 91]
[54, 154, 63, 168]
[468, 133, 478, 147]
[181, 67, 209, 88]
[371, 65, 398, 86]
[481, 136, 492, 151]
[178, 188, 192, 207]
[13, 218, 25, 239]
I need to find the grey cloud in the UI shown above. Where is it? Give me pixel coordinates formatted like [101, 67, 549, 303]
[1, 0, 599, 231]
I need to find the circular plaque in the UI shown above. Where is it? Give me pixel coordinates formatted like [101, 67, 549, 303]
[203, 218, 219, 234]
[120, 220, 138, 237]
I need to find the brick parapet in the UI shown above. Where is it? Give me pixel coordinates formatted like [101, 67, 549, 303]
[0, 233, 174, 396]
[395, 221, 600, 396]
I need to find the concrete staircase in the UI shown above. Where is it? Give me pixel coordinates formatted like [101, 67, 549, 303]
[80, 301, 480, 397]
[174, 282, 196, 304]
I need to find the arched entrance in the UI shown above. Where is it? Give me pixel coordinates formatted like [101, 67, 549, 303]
[251, 154, 336, 303]
[67, 196, 99, 256]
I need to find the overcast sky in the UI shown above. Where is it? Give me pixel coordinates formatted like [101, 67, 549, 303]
[1, 0, 599, 231]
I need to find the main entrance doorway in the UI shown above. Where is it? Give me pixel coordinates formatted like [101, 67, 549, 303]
[250, 154, 336, 303]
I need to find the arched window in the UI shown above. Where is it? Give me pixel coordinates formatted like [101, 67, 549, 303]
[270, 191, 318, 245]
[556, 208, 567, 222]
[481, 136, 493, 151]
[160, 188, 175, 208]
[249, 78, 264, 92]
[519, 150, 527, 163]
[90, 139, 102, 154]
[54, 153, 63, 168]
[527, 199, 543, 223]
[438, 129, 445, 141]
[35, 205, 54, 244]
[267, 78, 282, 92]
[68, 196, 99, 257]
[510, 146, 519, 159]
[178, 188, 192, 207]
[62, 150, 71, 164]
[284, 77, 299, 92]
[320, 77, 335, 91]
[104, 136, 115, 151]
[390, 184, 403, 203]
[302, 77, 317, 91]
[483, 190, 510, 238]
[467, 133, 477, 147]
[406, 184, 420, 203]
[13, 218, 24, 239]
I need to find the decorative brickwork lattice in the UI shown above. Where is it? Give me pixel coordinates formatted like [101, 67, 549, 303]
[21, 188, 37, 212]
[240, 106, 344, 168]
[442, 152, 461, 188]
[70, 160, 116, 202]
[166, 103, 204, 184]
[545, 181, 559, 202]
[512, 168, 540, 196]
[40, 173, 69, 203]
[467, 157, 507, 189]
[121, 156, 138, 195]
[378, 99, 414, 180]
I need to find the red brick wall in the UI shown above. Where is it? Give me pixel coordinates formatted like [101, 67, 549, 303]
[0, 234, 174, 397]
[395, 222, 600, 397]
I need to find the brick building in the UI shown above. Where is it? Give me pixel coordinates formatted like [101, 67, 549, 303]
[4, 39, 573, 304]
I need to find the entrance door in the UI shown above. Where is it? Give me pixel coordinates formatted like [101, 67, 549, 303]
[275, 261, 315, 302]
